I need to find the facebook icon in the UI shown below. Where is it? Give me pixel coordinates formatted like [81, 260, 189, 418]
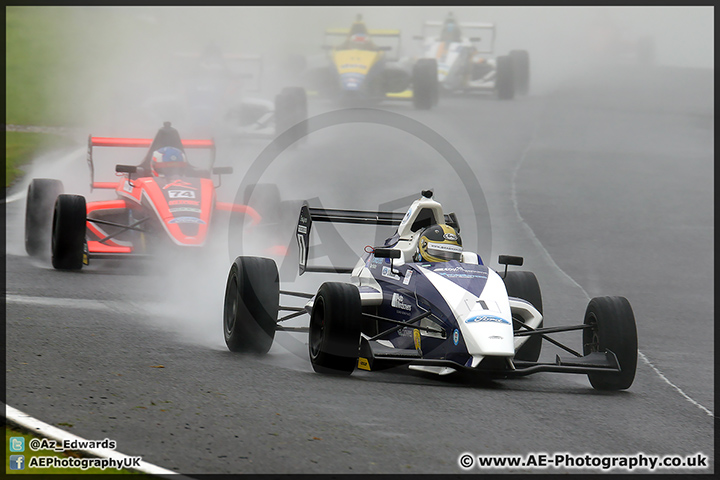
[10, 455, 25, 470]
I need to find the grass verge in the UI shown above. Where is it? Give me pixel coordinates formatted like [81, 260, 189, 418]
[5, 132, 79, 187]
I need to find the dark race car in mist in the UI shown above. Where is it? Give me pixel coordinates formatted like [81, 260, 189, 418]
[131, 43, 308, 139]
[222, 190, 638, 391]
[24, 122, 278, 270]
[302, 14, 439, 109]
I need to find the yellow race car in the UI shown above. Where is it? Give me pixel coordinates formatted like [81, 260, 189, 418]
[305, 15, 439, 109]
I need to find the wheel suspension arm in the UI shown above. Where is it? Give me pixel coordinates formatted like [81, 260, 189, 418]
[513, 318, 590, 357]
[88, 217, 150, 244]
[365, 310, 444, 341]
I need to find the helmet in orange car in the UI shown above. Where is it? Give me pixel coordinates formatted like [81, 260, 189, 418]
[151, 147, 188, 177]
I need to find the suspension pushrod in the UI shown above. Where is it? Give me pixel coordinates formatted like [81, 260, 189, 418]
[366, 311, 440, 341]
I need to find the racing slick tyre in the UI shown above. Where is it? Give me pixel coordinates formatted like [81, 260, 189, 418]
[51, 194, 86, 270]
[582, 296, 638, 391]
[309, 282, 362, 375]
[25, 178, 64, 258]
[275, 86, 308, 140]
[509, 50, 530, 95]
[243, 183, 282, 225]
[412, 58, 439, 110]
[496, 55, 515, 100]
[224, 256, 279, 354]
[503, 271, 543, 362]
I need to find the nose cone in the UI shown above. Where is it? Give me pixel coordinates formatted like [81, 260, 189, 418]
[462, 312, 516, 357]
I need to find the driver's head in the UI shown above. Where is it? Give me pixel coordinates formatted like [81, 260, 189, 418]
[415, 224, 462, 262]
[151, 147, 188, 177]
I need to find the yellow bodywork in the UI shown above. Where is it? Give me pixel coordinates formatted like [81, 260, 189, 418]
[332, 49, 382, 76]
[386, 90, 413, 98]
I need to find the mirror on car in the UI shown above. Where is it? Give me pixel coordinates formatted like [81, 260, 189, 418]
[498, 255, 523, 266]
[374, 248, 401, 259]
[115, 165, 137, 174]
[213, 166, 233, 175]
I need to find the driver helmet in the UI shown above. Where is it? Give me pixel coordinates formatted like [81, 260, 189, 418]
[151, 147, 188, 177]
[415, 224, 463, 262]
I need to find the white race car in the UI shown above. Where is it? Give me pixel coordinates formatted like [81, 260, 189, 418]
[415, 13, 530, 99]
[223, 190, 638, 391]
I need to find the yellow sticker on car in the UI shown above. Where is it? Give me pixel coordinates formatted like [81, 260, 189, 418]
[358, 357, 371, 371]
[413, 328, 422, 354]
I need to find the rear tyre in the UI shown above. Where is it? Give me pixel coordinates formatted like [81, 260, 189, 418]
[509, 50, 530, 95]
[412, 59, 439, 110]
[309, 282, 362, 375]
[504, 271, 543, 362]
[25, 178, 64, 257]
[582, 296, 638, 391]
[223, 256, 279, 354]
[274, 86, 308, 140]
[51, 194, 86, 270]
[496, 55, 515, 100]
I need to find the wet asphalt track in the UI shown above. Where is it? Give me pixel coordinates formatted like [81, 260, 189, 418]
[5, 65, 714, 474]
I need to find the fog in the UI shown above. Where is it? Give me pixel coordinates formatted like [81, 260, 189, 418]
[19, 6, 711, 131]
[8, 5, 714, 351]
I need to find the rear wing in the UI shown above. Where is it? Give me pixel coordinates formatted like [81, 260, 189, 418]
[423, 20, 495, 29]
[325, 28, 401, 38]
[419, 21, 496, 54]
[86, 136, 216, 191]
[296, 203, 460, 275]
[323, 27, 402, 60]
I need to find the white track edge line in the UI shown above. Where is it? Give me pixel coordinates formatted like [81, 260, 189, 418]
[4, 403, 192, 477]
[637, 352, 715, 418]
[511, 107, 714, 419]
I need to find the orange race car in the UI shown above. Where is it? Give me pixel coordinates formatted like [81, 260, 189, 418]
[24, 122, 280, 270]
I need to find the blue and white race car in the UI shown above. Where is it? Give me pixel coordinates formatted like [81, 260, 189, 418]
[223, 191, 638, 391]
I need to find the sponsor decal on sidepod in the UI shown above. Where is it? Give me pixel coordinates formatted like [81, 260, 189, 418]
[168, 216, 206, 225]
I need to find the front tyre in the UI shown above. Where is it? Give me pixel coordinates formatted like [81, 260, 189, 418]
[583, 296, 638, 391]
[51, 194, 86, 270]
[496, 55, 515, 100]
[309, 282, 362, 375]
[25, 178, 64, 257]
[412, 59, 439, 110]
[223, 256, 279, 354]
[504, 271, 543, 362]
[509, 50, 530, 95]
[274, 86, 308, 140]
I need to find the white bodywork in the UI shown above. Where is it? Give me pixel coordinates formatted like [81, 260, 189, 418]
[418, 21, 498, 92]
[350, 195, 543, 374]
